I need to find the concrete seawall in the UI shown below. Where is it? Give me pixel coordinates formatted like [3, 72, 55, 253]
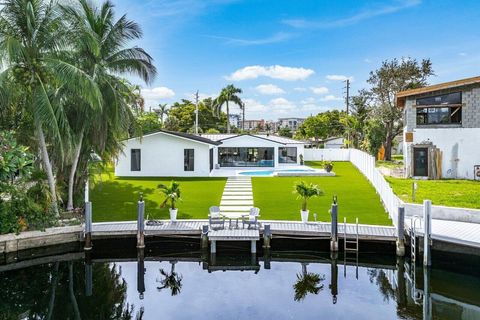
[0, 225, 83, 254]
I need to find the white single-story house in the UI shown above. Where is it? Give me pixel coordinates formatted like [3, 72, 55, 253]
[322, 137, 344, 149]
[115, 130, 307, 177]
[397, 76, 480, 180]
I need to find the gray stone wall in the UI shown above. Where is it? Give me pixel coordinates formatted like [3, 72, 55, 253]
[403, 84, 480, 129]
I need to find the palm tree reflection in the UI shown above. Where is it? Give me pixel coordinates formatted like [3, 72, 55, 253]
[157, 261, 183, 296]
[293, 263, 325, 302]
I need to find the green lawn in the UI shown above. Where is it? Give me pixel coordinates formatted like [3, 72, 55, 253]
[386, 177, 480, 209]
[252, 162, 391, 225]
[90, 171, 226, 222]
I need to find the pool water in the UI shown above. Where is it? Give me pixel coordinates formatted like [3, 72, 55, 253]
[239, 168, 316, 176]
[1, 243, 479, 320]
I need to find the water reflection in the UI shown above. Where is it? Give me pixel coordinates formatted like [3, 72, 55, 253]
[1, 248, 479, 320]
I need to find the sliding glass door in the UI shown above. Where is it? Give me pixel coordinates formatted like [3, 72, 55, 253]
[218, 147, 274, 167]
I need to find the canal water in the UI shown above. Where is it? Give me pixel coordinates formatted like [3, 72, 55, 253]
[0, 240, 479, 320]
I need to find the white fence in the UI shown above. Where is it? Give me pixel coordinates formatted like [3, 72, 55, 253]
[305, 148, 401, 226]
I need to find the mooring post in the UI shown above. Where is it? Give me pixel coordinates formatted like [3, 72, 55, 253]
[85, 250, 92, 297]
[330, 252, 338, 304]
[423, 200, 432, 267]
[263, 224, 271, 249]
[396, 206, 405, 256]
[330, 196, 338, 252]
[423, 262, 432, 319]
[201, 225, 209, 250]
[251, 240, 257, 254]
[396, 256, 407, 308]
[137, 194, 145, 249]
[84, 201, 93, 250]
[137, 247, 145, 300]
[211, 240, 216, 254]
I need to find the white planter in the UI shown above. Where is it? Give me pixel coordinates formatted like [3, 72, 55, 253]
[169, 208, 178, 221]
[300, 210, 309, 223]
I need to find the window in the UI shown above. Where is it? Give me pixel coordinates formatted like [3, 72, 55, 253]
[218, 147, 274, 167]
[415, 92, 462, 125]
[131, 149, 141, 171]
[184, 149, 194, 171]
[279, 147, 297, 163]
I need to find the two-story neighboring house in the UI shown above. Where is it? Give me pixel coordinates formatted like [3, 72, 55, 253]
[278, 117, 305, 132]
[397, 76, 480, 180]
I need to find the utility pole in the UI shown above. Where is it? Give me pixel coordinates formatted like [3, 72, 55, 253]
[345, 79, 350, 115]
[194, 91, 199, 135]
[242, 102, 245, 131]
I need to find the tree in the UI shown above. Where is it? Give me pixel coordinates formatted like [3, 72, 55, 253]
[278, 126, 292, 138]
[296, 110, 346, 145]
[0, 0, 104, 216]
[61, 0, 156, 210]
[135, 112, 162, 135]
[157, 262, 183, 296]
[158, 181, 181, 210]
[213, 84, 243, 133]
[293, 263, 325, 301]
[367, 58, 433, 160]
[363, 118, 386, 157]
[293, 181, 322, 211]
[343, 91, 371, 148]
[156, 103, 169, 126]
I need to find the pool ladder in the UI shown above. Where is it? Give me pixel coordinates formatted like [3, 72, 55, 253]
[343, 217, 359, 279]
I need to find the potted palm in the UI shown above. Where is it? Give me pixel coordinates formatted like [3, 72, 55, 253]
[299, 154, 304, 165]
[158, 181, 181, 221]
[293, 181, 322, 223]
[323, 161, 333, 173]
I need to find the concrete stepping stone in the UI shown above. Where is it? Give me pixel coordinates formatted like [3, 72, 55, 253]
[222, 195, 253, 200]
[220, 205, 252, 212]
[220, 200, 254, 206]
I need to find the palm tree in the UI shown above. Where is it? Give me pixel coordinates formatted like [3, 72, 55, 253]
[157, 262, 183, 296]
[213, 84, 243, 133]
[293, 181, 322, 211]
[293, 263, 325, 301]
[156, 103, 169, 126]
[0, 0, 102, 216]
[61, 0, 156, 210]
[158, 181, 181, 210]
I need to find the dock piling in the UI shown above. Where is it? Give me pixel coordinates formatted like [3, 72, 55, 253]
[137, 195, 145, 249]
[263, 224, 271, 249]
[84, 201, 93, 250]
[330, 197, 338, 252]
[423, 200, 432, 266]
[85, 250, 92, 296]
[396, 206, 405, 256]
[201, 225, 209, 250]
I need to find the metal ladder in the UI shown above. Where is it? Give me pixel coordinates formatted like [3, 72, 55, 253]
[404, 257, 424, 305]
[410, 216, 422, 262]
[343, 217, 359, 279]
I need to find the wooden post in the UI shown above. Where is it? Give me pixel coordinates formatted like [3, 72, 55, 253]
[423, 200, 432, 266]
[211, 240, 216, 254]
[201, 225, 209, 250]
[84, 202, 92, 250]
[251, 240, 257, 254]
[263, 224, 271, 249]
[330, 197, 338, 252]
[330, 252, 338, 304]
[423, 262, 432, 319]
[396, 256, 407, 309]
[137, 196, 145, 249]
[137, 248, 145, 300]
[396, 206, 405, 256]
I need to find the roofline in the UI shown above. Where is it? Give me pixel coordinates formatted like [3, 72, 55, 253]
[396, 75, 480, 106]
[125, 130, 222, 146]
[218, 134, 286, 145]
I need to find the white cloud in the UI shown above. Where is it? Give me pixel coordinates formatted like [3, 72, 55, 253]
[243, 98, 267, 113]
[141, 86, 175, 107]
[255, 84, 285, 95]
[294, 87, 307, 92]
[226, 65, 315, 81]
[184, 92, 216, 100]
[310, 86, 329, 94]
[283, 0, 421, 28]
[326, 74, 354, 82]
[209, 32, 293, 46]
[458, 52, 467, 57]
[269, 98, 296, 114]
[320, 94, 343, 101]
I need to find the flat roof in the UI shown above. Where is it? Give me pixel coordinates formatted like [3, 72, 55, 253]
[396, 75, 480, 107]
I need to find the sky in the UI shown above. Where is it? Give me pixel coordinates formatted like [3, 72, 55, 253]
[113, 0, 480, 121]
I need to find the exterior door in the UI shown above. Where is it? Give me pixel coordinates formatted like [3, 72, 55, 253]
[413, 148, 428, 177]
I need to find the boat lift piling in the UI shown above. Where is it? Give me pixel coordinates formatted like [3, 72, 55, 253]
[396, 206, 405, 257]
[330, 196, 339, 252]
[84, 201, 93, 251]
[137, 194, 145, 249]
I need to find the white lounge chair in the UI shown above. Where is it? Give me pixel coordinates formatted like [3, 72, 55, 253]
[242, 207, 260, 229]
[209, 206, 225, 230]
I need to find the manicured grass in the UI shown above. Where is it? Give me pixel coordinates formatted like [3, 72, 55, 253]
[90, 170, 226, 222]
[252, 162, 391, 225]
[386, 177, 480, 209]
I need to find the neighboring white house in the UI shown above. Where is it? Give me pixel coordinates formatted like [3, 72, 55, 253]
[397, 76, 480, 180]
[322, 137, 344, 149]
[277, 117, 305, 132]
[115, 131, 307, 177]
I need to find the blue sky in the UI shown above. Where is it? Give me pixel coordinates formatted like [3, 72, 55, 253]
[114, 0, 480, 120]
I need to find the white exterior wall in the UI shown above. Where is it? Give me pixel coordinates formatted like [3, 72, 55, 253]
[324, 138, 344, 149]
[115, 133, 212, 177]
[404, 127, 480, 179]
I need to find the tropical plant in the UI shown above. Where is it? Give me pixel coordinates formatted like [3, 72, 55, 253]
[278, 126, 292, 138]
[158, 181, 181, 210]
[157, 262, 183, 296]
[322, 161, 333, 172]
[293, 181, 322, 211]
[61, 0, 156, 211]
[213, 84, 243, 133]
[0, 0, 104, 216]
[156, 103, 169, 126]
[293, 263, 325, 301]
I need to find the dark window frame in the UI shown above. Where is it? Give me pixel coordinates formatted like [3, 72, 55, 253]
[131, 149, 141, 171]
[184, 149, 194, 171]
[415, 91, 462, 126]
[278, 147, 297, 164]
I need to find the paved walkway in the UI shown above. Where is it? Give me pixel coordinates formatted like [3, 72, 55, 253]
[219, 176, 253, 220]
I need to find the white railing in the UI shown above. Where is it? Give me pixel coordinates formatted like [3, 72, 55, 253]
[305, 148, 402, 226]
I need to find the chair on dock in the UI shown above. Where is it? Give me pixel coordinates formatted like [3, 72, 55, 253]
[242, 207, 260, 229]
[209, 206, 225, 230]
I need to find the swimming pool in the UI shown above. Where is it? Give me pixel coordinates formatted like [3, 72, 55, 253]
[238, 168, 318, 176]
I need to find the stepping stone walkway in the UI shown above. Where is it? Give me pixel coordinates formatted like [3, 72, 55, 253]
[219, 176, 253, 218]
